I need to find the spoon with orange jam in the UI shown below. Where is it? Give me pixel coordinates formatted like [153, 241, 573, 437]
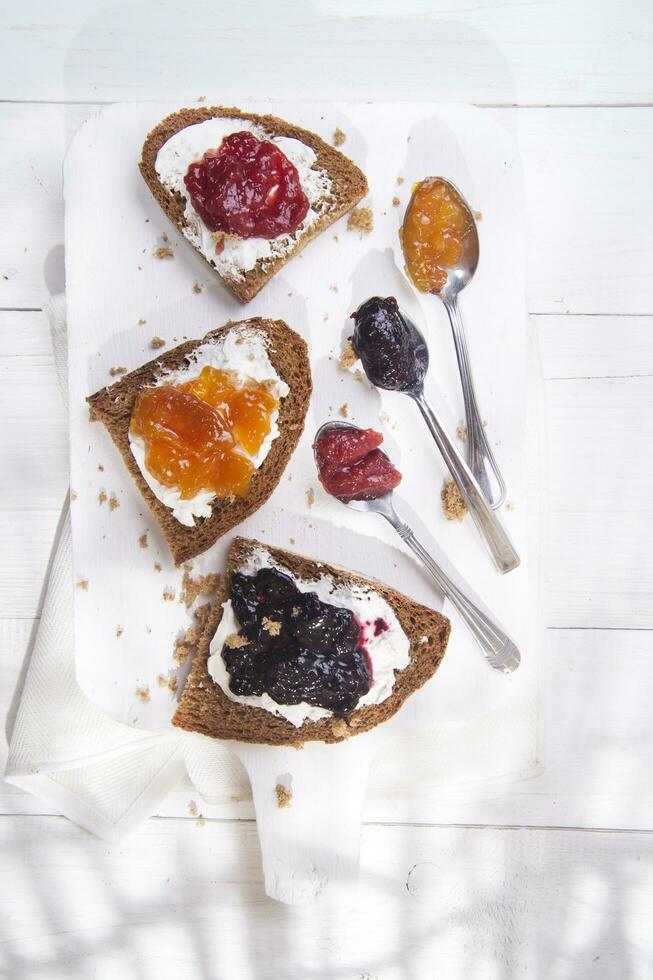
[400, 177, 507, 509]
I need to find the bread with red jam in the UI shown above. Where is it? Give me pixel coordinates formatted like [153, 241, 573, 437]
[140, 106, 369, 302]
[172, 537, 451, 745]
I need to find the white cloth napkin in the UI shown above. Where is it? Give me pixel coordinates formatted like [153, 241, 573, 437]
[4, 297, 247, 842]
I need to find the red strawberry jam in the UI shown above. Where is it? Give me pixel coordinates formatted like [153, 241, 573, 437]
[313, 423, 402, 502]
[183, 131, 310, 240]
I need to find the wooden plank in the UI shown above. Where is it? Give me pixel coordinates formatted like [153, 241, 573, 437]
[510, 108, 653, 315]
[0, 0, 651, 105]
[546, 376, 653, 627]
[3, 622, 652, 831]
[0, 814, 650, 977]
[1, 104, 653, 313]
[535, 315, 653, 379]
[0, 104, 90, 310]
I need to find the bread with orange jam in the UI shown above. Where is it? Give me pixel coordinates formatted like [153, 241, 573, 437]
[139, 106, 369, 302]
[87, 319, 311, 565]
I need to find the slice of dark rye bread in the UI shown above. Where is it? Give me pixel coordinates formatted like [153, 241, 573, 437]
[87, 319, 311, 566]
[139, 106, 369, 303]
[172, 537, 451, 745]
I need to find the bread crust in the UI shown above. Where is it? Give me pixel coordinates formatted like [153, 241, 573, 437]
[139, 106, 369, 302]
[87, 320, 311, 565]
[172, 537, 451, 745]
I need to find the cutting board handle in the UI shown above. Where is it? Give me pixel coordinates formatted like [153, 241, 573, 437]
[233, 735, 376, 905]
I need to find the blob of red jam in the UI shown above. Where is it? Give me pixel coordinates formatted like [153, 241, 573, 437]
[183, 131, 310, 240]
[313, 424, 402, 503]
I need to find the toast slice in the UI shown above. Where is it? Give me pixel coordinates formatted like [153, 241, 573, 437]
[139, 106, 368, 302]
[87, 319, 311, 565]
[172, 537, 451, 745]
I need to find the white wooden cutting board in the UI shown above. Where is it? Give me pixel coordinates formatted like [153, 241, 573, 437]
[64, 101, 536, 901]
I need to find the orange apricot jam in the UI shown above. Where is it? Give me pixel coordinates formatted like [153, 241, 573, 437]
[130, 366, 280, 500]
[400, 178, 474, 293]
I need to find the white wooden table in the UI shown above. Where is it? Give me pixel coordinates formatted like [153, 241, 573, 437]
[1, 2, 652, 977]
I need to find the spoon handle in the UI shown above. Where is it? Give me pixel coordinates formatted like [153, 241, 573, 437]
[382, 507, 520, 672]
[413, 391, 520, 574]
[443, 295, 507, 509]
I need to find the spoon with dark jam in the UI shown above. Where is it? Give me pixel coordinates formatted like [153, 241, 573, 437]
[350, 297, 519, 575]
[313, 421, 520, 673]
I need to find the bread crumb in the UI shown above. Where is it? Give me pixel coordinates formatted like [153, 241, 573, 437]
[347, 206, 374, 236]
[116, 626, 123, 638]
[139, 532, 148, 549]
[456, 425, 467, 442]
[153, 246, 174, 260]
[506, 501, 516, 511]
[188, 800, 199, 817]
[180, 570, 220, 608]
[262, 617, 282, 636]
[339, 403, 348, 418]
[154, 563, 162, 573]
[329, 283, 339, 293]
[76, 579, 89, 591]
[108, 495, 120, 511]
[275, 784, 293, 808]
[194, 603, 211, 628]
[138, 318, 147, 325]
[192, 281, 203, 294]
[333, 127, 346, 147]
[134, 686, 151, 704]
[323, 313, 329, 322]
[225, 632, 249, 649]
[379, 412, 390, 424]
[98, 490, 107, 506]
[331, 718, 348, 738]
[392, 195, 401, 207]
[195, 814, 206, 827]
[333, 234, 339, 242]
[157, 672, 178, 694]
[396, 176, 405, 186]
[289, 537, 295, 545]
[474, 210, 483, 221]
[441, 479, 468, 521]
[198, 95, 206, 102]
[97, 464, 104, 472]
[109, 366, 127, 377]
[353, 368, 365, 383]
[150, 336, 166, 349]
[163, 588, 176, 602]
[70, 491, 78, 501]
[339, 338, 357, 371]
[172, 641, 191, 665]
[306, 487, 315, 508]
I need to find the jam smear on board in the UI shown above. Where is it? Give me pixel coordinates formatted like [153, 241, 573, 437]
[184, 131, 310, 240]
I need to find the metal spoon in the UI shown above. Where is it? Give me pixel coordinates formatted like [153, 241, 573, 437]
[314, 422, 520, 673]
[406, 177, 507, 509]
[353, 301, 520, 575]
